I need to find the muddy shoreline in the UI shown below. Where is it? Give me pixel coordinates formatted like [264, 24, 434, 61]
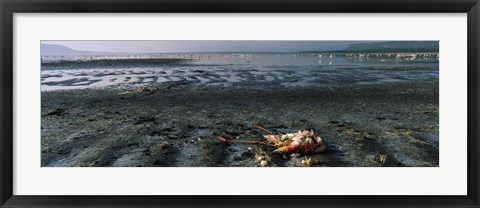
[41, 81, 439, 167]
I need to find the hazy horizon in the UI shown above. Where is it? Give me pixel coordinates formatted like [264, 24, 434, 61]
[41, 40, 378, 54]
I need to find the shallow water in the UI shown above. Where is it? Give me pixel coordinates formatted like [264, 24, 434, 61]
[41, 53, 438, 91]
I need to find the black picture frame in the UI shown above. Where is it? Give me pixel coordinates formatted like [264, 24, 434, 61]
[1, 0, 479, 207]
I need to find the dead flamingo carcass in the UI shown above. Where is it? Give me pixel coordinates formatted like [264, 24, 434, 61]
[218, 124, 327, 155]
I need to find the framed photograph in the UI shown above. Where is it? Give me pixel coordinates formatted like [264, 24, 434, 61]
[1, 0, 479, 207]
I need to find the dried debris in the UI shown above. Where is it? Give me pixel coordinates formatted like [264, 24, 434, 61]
[119, 87, 153, 95]
[254, 125, 327, 155]
[254, 148, 271, 167]
[378, 154, 387, 164]
[218, 124, 326, 155]
[301, 157, 319, 167]
[218, 124, 327, 167]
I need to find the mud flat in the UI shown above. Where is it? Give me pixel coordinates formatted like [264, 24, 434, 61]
[41, 80, 439, 167]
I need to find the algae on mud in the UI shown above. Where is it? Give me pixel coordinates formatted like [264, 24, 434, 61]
[41, 80, 439, 167]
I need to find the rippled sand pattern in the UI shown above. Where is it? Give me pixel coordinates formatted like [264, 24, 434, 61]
[41, 64, 438, 91]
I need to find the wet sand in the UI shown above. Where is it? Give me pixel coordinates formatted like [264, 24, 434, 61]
[41, 80, 439, 167]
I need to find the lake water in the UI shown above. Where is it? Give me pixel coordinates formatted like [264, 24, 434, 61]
[41, 53, 439, 91]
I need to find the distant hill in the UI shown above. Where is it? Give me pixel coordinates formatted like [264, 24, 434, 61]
[41, 44, 117, 56]
[300, 41, 439, 53]
[344, 41, 439, 53]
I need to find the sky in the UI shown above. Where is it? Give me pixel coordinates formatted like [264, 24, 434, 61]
[41, 40, 374, 53]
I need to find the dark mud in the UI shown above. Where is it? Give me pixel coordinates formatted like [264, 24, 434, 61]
[41, 81, 439, 167]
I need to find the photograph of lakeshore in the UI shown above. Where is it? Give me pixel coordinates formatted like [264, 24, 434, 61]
[41, 40, 439, 167]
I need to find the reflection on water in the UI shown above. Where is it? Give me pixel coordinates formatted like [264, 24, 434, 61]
[42, 52, 439, 65]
